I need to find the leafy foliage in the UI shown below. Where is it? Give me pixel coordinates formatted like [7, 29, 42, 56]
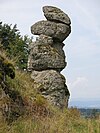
[0, 22, 33, 70]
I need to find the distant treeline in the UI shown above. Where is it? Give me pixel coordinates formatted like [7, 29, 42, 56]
[79, 108, 100, 118]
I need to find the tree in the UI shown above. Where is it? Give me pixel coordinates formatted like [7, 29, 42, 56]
[91, 109, 99, 118]
[0, 22, 33, 70]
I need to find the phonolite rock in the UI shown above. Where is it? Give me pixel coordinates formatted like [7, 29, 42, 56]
[28, 39, 66, 72]
[31, 70, 70, 107]
[31, 20, 71, 42]
[28, 6, 71, 108]
[43, 6, 71, 25]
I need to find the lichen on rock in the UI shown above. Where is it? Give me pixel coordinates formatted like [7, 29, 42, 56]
[28, 40, 66, 72]
[31, 20, 71, 42]
[31, 70, 70, 107]
[43, 6, 71, 25]
[28, 6, 71, 108]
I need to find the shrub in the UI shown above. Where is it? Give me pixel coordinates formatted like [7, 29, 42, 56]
[0, 22, 33, 70]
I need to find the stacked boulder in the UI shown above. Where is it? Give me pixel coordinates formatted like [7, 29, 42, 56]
[28, 6, 71, 108]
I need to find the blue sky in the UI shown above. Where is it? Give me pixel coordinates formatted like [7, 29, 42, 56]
[0, 0, 100, 106]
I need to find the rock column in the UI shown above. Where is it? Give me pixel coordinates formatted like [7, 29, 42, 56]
[28, 6, 71, 108]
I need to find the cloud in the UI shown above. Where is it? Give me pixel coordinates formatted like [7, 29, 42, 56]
[69, 77, 88, 90]
[68, 76, 100, 100]
[68, 77, 88, 99]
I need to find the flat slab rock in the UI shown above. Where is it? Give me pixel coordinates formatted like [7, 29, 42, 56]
[31, 70, 70, 107]
[28, 40, 66, 71]
[43, 6, 71, 25]
[31, 20, 71, 42]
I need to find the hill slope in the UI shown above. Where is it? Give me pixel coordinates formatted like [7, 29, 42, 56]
[0, 54, 99, 133]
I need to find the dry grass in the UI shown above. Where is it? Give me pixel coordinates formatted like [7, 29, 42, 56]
[0, 54, 100, 133]
[0, 106, 100, 133]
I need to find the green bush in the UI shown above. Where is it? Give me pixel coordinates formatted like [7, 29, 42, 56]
[0, 22, 33, 70]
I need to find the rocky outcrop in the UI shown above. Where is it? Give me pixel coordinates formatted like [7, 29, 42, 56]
[28, 6, 71, 108]
[31, 20, 71, 42]
[43, 6, 71, 25]
[31, 70, 70, 107]
[28, 35, 66, 72]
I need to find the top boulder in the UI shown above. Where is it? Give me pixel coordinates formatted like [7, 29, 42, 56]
[43, 6, 71, 25]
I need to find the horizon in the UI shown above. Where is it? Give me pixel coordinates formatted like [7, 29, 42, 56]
[69, 98, 100, 108]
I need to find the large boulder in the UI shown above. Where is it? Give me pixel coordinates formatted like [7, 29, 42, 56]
[28, 40, 66, 71]
[29, 34, 65, 58]
[31, 70, 70, 107]
[28, 34, 53, 50]
[31, 20, 71, 42]
[43, 6, 71, 25]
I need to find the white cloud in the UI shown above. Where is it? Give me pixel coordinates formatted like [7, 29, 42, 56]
[68, 76, 100, 100]
[68, 77, 88, 99]
[69, 77, 88, 90]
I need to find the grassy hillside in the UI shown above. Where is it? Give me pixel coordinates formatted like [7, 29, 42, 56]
[0, 55, 100, 133]
[0, 22, 100, 132]
[0, 106, 100, 133]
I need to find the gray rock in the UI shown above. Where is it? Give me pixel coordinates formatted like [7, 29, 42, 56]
[30, 34, 65, 58]
[52, 42, 65, 58]
[28, 34, 53, 50]
[43, 6, 71, 25]
[28, 6, 71, 108]
[36, 34, 53, 45]
[31, 20, 71, 42]
[31, 70, 70, 107]
[27, 40, 66, 71]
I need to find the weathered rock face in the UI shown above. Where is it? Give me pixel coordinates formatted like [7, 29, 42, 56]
[31, 70, 70, 107]
[43, 6, 71, 25]
[28, 6, 71, 108]
[28, 36, 66, 72]
[31, 20, 71, 42]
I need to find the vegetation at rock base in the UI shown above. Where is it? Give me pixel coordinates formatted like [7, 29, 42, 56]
[0, 105, 100, 133]
[0, 22, 100, 133]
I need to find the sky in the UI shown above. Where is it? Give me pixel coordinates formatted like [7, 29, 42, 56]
[0, 0, 100, 107]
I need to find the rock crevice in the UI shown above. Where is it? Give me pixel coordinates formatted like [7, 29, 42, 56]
[28, 6, 71, 108]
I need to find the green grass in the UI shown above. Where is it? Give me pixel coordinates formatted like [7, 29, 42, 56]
[0, 54, 100, 133]
[0, 107, 100, 133]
